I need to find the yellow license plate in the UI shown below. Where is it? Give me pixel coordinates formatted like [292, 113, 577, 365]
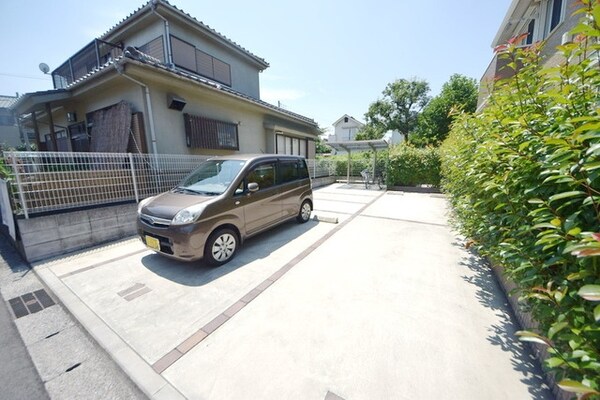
[145, 235, 160, 251]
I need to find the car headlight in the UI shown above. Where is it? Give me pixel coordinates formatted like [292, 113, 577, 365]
[172, 203, 206, 225]
[137, 196, 155, 215]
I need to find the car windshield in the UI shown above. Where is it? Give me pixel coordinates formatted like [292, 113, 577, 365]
[176, 159, 246, 195]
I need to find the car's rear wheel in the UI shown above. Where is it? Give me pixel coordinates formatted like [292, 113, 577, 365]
[204, 228, 238, 266]
[296, 200, 312, 223]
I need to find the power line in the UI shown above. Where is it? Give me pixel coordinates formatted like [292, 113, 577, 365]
[0, 72, 51, 81]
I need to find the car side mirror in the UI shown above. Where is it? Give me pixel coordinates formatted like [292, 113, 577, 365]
[248, 182, 259, 192]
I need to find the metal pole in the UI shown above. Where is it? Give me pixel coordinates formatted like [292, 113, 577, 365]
[372, 148, 377, 184]
[347, 150, 351, 184]
[10, 153, 28, 219]
[128, 153, 139, 203]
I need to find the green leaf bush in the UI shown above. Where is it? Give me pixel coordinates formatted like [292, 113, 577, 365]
[387, 143, 441, 187]
[441, 1, 600, 396]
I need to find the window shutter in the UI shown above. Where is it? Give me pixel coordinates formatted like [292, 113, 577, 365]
[196, 49, 214, 78]
[184, 114, 239, 150]
[213, 58, 231, 86]
[171, 36, 196, 71]
[139, 36, 165, 62]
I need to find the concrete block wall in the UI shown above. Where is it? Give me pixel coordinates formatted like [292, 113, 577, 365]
[17, 203, 138, 262]
[311, 176, 336, 188]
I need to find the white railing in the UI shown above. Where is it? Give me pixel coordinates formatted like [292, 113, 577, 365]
[306, 158, 336, 178]
[3, 152, 338, 218]
[4, 152, 210, 218]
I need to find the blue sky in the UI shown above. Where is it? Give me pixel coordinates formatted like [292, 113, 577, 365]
[0, 0, 511, 132]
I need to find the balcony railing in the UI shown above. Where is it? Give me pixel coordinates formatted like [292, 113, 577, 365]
[52, 39, 123, 89]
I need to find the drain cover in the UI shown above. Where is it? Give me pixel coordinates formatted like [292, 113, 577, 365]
[9, 289, 56, 319]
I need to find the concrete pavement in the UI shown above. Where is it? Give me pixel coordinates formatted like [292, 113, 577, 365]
[0, 235, 145, 400]
[32, 184, 552, 399]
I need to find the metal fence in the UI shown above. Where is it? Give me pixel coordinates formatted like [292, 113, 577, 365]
[3, 152, 341, 218]
[4, 151, 210, 218]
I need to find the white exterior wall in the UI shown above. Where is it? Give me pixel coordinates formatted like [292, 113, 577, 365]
[332, 117, 364, 142]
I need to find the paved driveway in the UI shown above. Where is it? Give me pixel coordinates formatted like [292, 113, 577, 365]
[34, 184, 552, 400]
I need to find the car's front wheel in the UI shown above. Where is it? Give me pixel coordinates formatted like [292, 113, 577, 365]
[296, 200, 312, 223]
[204, 228, 238, 266]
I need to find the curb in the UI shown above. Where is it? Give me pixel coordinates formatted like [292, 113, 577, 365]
[387, 186, 442, 194]
[32, 263, 185, 400]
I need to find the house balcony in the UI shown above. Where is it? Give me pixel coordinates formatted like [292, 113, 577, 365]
[51, 39, 123, 89]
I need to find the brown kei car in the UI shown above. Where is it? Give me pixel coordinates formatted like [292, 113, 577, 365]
[137, 154, 313, 265]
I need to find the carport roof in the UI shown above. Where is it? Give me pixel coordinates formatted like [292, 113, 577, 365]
[327, 139, 389, 152]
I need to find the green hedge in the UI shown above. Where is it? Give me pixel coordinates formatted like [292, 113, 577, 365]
[387, 144, 440, 187]
[441, 1, 600, 396]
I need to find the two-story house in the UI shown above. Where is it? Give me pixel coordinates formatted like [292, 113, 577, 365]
[478, 0, 583, 109]
[329, 114, 365, 142]
[12, 0, 319, 157]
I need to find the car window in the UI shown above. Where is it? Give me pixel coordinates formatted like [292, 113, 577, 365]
[247, 163, 276, 190]
[298, 159, 309, 179]
[178, 159, 245, 195]
[279, 161, 300, 184]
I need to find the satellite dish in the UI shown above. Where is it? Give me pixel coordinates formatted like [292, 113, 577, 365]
[39, 63, 50, 74]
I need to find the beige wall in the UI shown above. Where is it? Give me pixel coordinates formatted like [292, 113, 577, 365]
[30, 65, 316, 157]
[121, 20, 166, 61]
[32, 76, 145, 149]
[144, 77, 268, 155]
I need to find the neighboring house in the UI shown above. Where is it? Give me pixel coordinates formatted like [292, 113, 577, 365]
[329, 114, 365, 142]
[382, 130, 404, 145]
[478, 0, 582, 109]
[0, 94, 21, 148]
[12, 0, 319, 157]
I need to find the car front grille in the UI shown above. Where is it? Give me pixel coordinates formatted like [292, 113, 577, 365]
[140, 213, 171, 228]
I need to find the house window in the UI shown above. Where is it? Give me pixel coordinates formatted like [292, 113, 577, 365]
[546, 0, 564, 35]
[184, 113, 239, 150]
[170, 35, 232, 86]
[344, 117, 349, 123]
[276, 133, 307, 157]
[138, 36, 165, 62]
[526, 19, 535, 45]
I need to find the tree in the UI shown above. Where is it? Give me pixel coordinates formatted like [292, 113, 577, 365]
[363, 78, 430, 141]
[354, 124, 382, 141]
[315, 125, 332, 154]
[315, 136, 331, 154]
[413, 74, 478, 146]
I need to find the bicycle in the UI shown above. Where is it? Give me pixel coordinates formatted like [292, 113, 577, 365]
[360, 169, 371, 189]
[376, 170, 386, 190]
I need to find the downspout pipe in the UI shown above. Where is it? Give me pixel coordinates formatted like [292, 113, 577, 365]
[114, 63, 159, 155]
[151, 1, 174, 67]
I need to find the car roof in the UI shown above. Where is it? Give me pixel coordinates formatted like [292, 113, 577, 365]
[208, 154, 306, 162]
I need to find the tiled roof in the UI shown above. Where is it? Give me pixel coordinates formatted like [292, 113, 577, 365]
[13, 48, 316, 128]
[0, 95, 18, 109]
[100, 0, 269, 69]
[121, 47, 316, 126]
